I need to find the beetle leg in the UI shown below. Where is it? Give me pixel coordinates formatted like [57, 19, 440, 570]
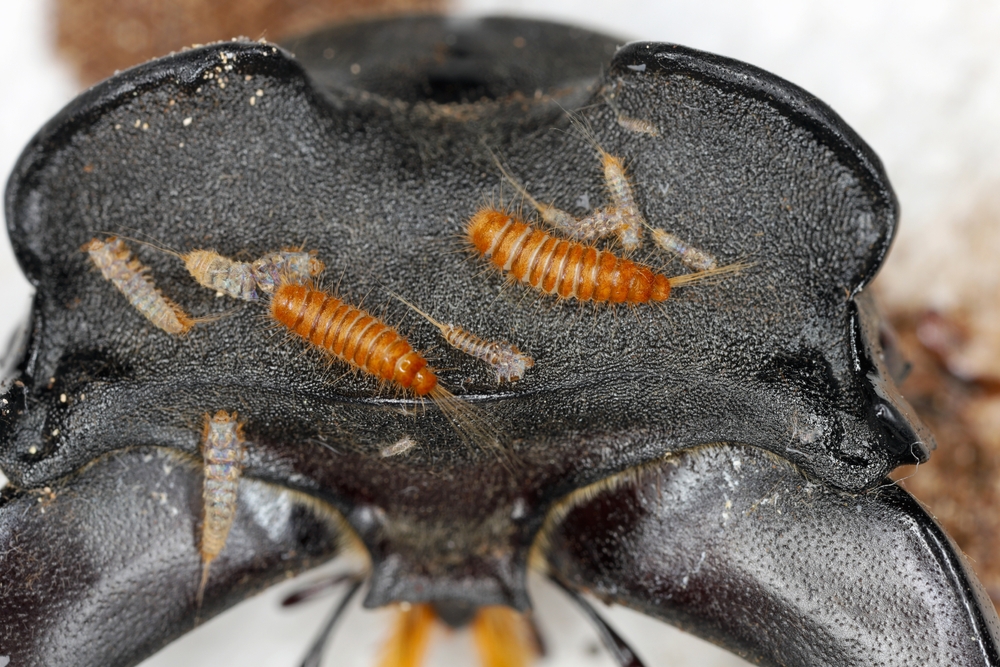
[540, 444, 1000, 667]
[0, 446, 346, 667]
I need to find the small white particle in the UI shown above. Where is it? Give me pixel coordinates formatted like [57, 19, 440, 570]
[28, 445, 37, 455]
[183, 117, 192, 126]
[245, 74, 253, 81]
[133, 119, 141, 128]
[59, 393, 67, 403]
[256, 89, 263, 97]
[179, 142, 184, 147]
[350, 63, 361, 74]
[114, 123, 121, 130]
[627, 63, 646, 72]
[141, 122, 149, 130]
[51, 429, 59, 437]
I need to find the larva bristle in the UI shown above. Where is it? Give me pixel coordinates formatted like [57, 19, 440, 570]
[489, 150, 545, 214]
[197, 410, 246, 609]
[471, 606, 539, 667]
[83, 236, 196, 335]
[466, 209, 674, 304]
[427, 385, 499, 455]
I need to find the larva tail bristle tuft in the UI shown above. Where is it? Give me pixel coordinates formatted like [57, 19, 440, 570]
[387, 291, 446, 332]
[428, 385, 502, 458]
[667, 261, 752, 288]
[196, 559, 212, 611]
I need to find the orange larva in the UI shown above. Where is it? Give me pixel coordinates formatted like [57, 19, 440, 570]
[270, 284, 439, 396]
[467, 208, 671, 303]
[270, 284, 495, 449]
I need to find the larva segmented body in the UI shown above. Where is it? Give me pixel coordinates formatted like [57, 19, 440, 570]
[595, 151, 643, 251]
[492, 144, 641, 251]
[616, 114, 659, 136]
[467, 209, 671, 303]
[83, 237, 194, 334]
[184, 249, 324, 300]
[250, 250, 325, 294]
[393, 293, 534, 383]
[381, 435, 417, 458]
[446, 326, 534, 383]
[270, 284, 439, 395]
[651, 228, 718, 271]
[184, 250, 258, 300]
[198, 410, 247, 607]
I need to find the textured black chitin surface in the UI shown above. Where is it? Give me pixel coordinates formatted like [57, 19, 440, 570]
[0, 447, 344, 666]
[546, 445, 1000, 667]
[2, 17, 928, 614]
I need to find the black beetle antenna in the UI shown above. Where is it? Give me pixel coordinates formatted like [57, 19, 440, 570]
[296, 577, 365, 667]
[550, 575, 647, 667]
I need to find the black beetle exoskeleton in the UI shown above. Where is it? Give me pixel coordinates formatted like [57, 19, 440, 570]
[1, 15, 998, 667]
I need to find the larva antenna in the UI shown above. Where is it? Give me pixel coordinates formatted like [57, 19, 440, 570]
[92, 229, 186, 260]
[564, 110, 607, 158]
[486, 147, 545, 213]
[387, 290, 448, 333]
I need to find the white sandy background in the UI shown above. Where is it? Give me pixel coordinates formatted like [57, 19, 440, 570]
[2, 1, 999, 665]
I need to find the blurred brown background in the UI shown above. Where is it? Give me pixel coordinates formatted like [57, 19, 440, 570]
[56, 0, 444, 84]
